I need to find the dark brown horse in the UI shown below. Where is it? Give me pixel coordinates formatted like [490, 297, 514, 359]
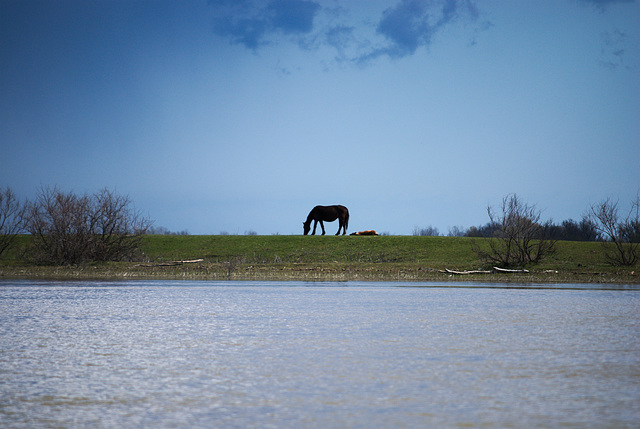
[303, 205, 349, 235]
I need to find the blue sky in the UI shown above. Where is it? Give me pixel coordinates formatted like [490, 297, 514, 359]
[1, 0, 639, 235]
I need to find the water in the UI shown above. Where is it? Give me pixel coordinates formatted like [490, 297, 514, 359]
[1, 280, 639, 428]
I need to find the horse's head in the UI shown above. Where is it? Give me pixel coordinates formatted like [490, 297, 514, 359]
[303, 221, 310, 235]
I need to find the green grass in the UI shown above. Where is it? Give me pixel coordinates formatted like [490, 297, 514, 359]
[1, 235, 638, 283]
[140, 235, 479, 265]
[138, 234, 607, 266]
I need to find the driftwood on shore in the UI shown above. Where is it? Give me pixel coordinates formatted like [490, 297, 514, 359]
[136, 259, 204, 268]
[442, 268, 492, 275]
[492, 267, 530, 273]
[441, 267, 530, 275]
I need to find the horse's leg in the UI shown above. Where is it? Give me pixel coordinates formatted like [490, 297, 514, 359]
[336, 219, 342, 235]
[320, 220, 326, 235]
[312, 220, 317, 235]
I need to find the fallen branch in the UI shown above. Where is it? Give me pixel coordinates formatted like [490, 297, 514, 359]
[441, 267, 531, 275]
[441, 268, 492, 275]
[136, 258, 204, 268]
[492, 267, 530, 273]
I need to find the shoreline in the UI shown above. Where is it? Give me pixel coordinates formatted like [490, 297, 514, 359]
[2, 261, 638, 284]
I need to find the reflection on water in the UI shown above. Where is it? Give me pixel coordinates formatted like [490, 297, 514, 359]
[1, 280, 639, 428]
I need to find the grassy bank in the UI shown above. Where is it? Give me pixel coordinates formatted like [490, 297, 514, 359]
[1, 235, 638, 283]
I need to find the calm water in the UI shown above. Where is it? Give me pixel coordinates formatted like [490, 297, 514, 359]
[1, 280, 639, 428]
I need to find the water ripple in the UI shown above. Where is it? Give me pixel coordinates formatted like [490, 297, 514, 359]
[1, 280, 639, 428]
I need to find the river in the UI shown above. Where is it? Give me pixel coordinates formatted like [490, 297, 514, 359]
[1, 280, 639, 428]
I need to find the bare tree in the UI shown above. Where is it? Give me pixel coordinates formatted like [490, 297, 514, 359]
[25, 186, 152, 264]
[587, 194, 640, 266]
[559, 217, 598, 241]
[473, 194, 556, 267]
[447, 226, 467, 237]
[0, 186, 25, 257]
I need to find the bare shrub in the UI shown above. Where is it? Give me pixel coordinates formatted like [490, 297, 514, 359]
[25, 186, 152, 264]
[0, 186, 25, 257]
[473, 194, 556, 267]
[587, 194, 640, 266]
[147, 226, 189, 235]
[90, 188, 152, 262]
[412, 226, 440, 236]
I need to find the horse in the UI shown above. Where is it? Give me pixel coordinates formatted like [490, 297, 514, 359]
[303, 205, 349, 235]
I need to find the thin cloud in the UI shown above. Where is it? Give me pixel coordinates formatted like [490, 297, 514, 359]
[209, 0, 480, 61]
[208, 0, 637, 70]
[209, 0, 321, 50]
[357, 0, 480, 63]
[268, 0, 320, 34]
[580, 0, 635, 12]
[599, 29, 632, 69]
[325, 25, 355, 50]
[212, 16, 268, 50]
[204, 0, 630, 72]
[377, 0, 431, 57]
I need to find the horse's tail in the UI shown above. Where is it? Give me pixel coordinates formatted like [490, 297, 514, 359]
[344, 208, 349, 233]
